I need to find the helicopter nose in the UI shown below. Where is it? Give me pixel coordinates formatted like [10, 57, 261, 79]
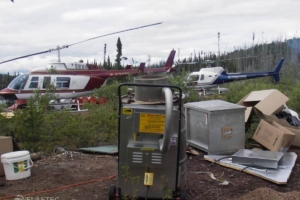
[0, 88, 18, 100]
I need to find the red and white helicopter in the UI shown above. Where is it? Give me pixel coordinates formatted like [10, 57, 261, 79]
[0, 50, 176, 101]
[0, 22, 176, 104]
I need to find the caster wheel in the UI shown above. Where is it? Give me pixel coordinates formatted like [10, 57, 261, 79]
[180, 188, 187, 200]
[109, 184, 116, 200]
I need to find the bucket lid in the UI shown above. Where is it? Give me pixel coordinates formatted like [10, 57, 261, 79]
[1, 150, 29, 159]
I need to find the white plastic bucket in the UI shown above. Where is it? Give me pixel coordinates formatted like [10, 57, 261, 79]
[1, 151, 33, 180]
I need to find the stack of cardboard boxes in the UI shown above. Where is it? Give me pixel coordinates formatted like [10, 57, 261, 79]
[238, 89, 300, 152]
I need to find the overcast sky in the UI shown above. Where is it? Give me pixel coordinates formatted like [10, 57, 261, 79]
[0, 0, 299, 74]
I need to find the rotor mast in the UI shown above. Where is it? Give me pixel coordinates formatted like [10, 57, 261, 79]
[57, 46, 61, 62]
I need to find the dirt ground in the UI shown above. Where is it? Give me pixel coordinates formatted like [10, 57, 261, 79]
[0, 147, 300, 200]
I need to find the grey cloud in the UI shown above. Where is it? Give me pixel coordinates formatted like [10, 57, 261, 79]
[0, 0, 299, 73]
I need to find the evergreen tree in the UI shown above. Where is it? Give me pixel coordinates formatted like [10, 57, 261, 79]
[0, 74, 3, 89]
[107, 56, 111, 70]
[5, 73, 10, 87]
[103, 60, 107, 69]
[115, 37, 122, 69]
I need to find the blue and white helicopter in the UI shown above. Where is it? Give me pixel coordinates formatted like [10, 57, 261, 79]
[185, 58, 284, 92]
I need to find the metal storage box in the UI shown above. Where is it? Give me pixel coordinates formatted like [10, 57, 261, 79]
[184, 100, 246, 154]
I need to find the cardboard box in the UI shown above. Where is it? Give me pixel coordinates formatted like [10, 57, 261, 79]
[285, 126, 300, 147]
[0, 136, 13, 176]
[244, 107, 253, 122]
[253, 120, 295, 152]
[238, 89, 289, 122]
[253, 109, 293, 127]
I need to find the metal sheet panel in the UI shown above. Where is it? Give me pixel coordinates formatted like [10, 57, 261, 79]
[204, 152, 297, 184]
[79, 145, 118, 154]
[232, 149, 284, 169]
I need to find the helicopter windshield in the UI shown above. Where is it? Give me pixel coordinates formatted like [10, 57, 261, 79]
[187, 74, 199, 82]
[184, 74, 199, 86]
[8, 74, 29, 90]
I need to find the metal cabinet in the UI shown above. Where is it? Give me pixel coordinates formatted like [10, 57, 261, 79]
[185, 100, 246, 154]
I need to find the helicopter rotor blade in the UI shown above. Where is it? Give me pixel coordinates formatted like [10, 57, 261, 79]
[68, 22, 162, 47]
[175, 61, 200, 66]
[0, 22, 163, 65]
[0, 50, 52, 64]
[220, 56, 260, 62]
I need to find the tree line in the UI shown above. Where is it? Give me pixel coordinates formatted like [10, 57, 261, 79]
[174, 37, 300, 77]
[0, 72, 18, 91]
[2, 36, 299, 90]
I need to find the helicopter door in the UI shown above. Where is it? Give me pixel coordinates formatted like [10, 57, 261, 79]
[199, 73, 215, 84]
[200, 74, 204, 81]
[198, 74, 206, 83]
[206, 74, 216, 84]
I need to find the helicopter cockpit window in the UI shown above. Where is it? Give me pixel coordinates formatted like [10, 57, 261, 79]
[8, 74, 29, 90]
[29, 77, 39, 89]
[189, 75, 199, 82]
[56, 77, 70, 88]
[200, 74, 204, 80]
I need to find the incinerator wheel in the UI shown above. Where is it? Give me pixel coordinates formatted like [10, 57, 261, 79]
[108, 184, 116, 200]
[180, 188, 187, 200]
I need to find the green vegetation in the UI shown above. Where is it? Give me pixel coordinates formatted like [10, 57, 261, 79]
[1, 73, 297, 152]
[174, 38, 300, 75]
[167, 71, 202, 103]
[1, 37, 300, 152]
[115, 37, 123, 70]
[160, 175, 172, 200]
[0, 72, 18, 90]
[0, 89, 121, 153]
[121, 165, 141, 200]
